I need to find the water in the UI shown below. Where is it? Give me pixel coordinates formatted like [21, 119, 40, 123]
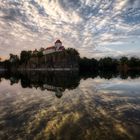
[0, 71, 140, 140]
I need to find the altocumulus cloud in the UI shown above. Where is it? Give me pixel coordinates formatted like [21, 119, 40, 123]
[0, 0, 140, 59]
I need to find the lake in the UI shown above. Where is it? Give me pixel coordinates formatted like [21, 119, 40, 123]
[0, 71, 140, 140]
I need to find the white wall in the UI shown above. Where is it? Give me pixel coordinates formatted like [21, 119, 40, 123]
[55, 43, 62, 50]
[43, 49, 56, 55]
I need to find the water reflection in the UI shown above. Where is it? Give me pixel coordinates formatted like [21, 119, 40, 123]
[0, 71, 80, 98]
[0, 70, 140, 140]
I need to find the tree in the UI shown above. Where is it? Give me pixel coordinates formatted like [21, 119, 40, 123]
[120, 57, 128, 65]
[79, 57, 98, 71]
[20, 51, 32, 64]
[66, 48, 79, 57]
[9, 54, 19, 64]
[128, 57, 140, 68]
[99, 57, 118, 70]
[37, 51, 43, 57]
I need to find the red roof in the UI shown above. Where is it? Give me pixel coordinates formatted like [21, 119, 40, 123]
[55, 40, 62, 44]
[45, 46, 55, 50]
[58, 46, 65, 50]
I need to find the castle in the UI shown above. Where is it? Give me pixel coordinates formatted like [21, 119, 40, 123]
[19, 39, 79, 70]
[43, 40, 65, 55]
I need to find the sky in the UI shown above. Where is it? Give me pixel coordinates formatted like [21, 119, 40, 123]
[0, 0, 140, 59]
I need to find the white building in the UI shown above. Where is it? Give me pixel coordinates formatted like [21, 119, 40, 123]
[55, 40, 62, 50]
[43, 40, 65, 55]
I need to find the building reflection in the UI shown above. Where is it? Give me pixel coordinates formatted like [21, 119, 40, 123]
[1, 70, 140, 98]
[0, 71, 80, 98]
[0, 70, 140, 140]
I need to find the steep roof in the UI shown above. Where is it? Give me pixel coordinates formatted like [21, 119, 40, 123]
[55, 40, 62, 44]
[45, 46, 55, 50]
[58, 46, 65, 50]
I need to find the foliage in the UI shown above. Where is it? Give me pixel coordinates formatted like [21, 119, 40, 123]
[9, 54, 19, 63]
[98, 57, 118, 70]
[20, 51, 32, 64]
[65, 48, 80, 57]
[128, 57, 140, 67]
[120, 56, 128, 65]
[79, 56, 140, 72]
[79, 57, 98, 71]
[37, 51, 43, 57]
[1, 46, 140, 71]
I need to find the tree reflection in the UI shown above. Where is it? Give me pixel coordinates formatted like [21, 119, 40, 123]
[0, 71, 80, 98]
[0, 70, 140, 140]
[1, 70, 140, 98]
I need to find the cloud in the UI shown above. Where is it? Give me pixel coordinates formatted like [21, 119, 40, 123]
[0, 0, 140, 59]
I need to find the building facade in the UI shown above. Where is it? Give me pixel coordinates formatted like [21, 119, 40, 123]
[43, 40, 65, 55]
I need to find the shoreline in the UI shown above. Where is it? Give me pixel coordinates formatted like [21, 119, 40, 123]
[18, 68, 79, 71]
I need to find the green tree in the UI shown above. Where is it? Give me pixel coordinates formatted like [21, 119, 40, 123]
[66, 48, 79, 57]
[120, 57, 128, 65]
[20, 51, 32, 64]
[9, 54, 19, 64]
[79, 57, 98, 71]
[128, 57, 140, 68]
[37, 51, 43, 57]
[99, 57, 118, 70]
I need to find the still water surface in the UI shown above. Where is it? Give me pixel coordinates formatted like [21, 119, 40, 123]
[0, 71, 140, 140]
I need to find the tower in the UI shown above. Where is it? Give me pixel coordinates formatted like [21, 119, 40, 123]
[55, 40, 62, 50]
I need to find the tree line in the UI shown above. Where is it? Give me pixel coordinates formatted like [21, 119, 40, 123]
[0, 47, 80, 69]
[79, 56, 140, 71]
[1, 47, 140, 71]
